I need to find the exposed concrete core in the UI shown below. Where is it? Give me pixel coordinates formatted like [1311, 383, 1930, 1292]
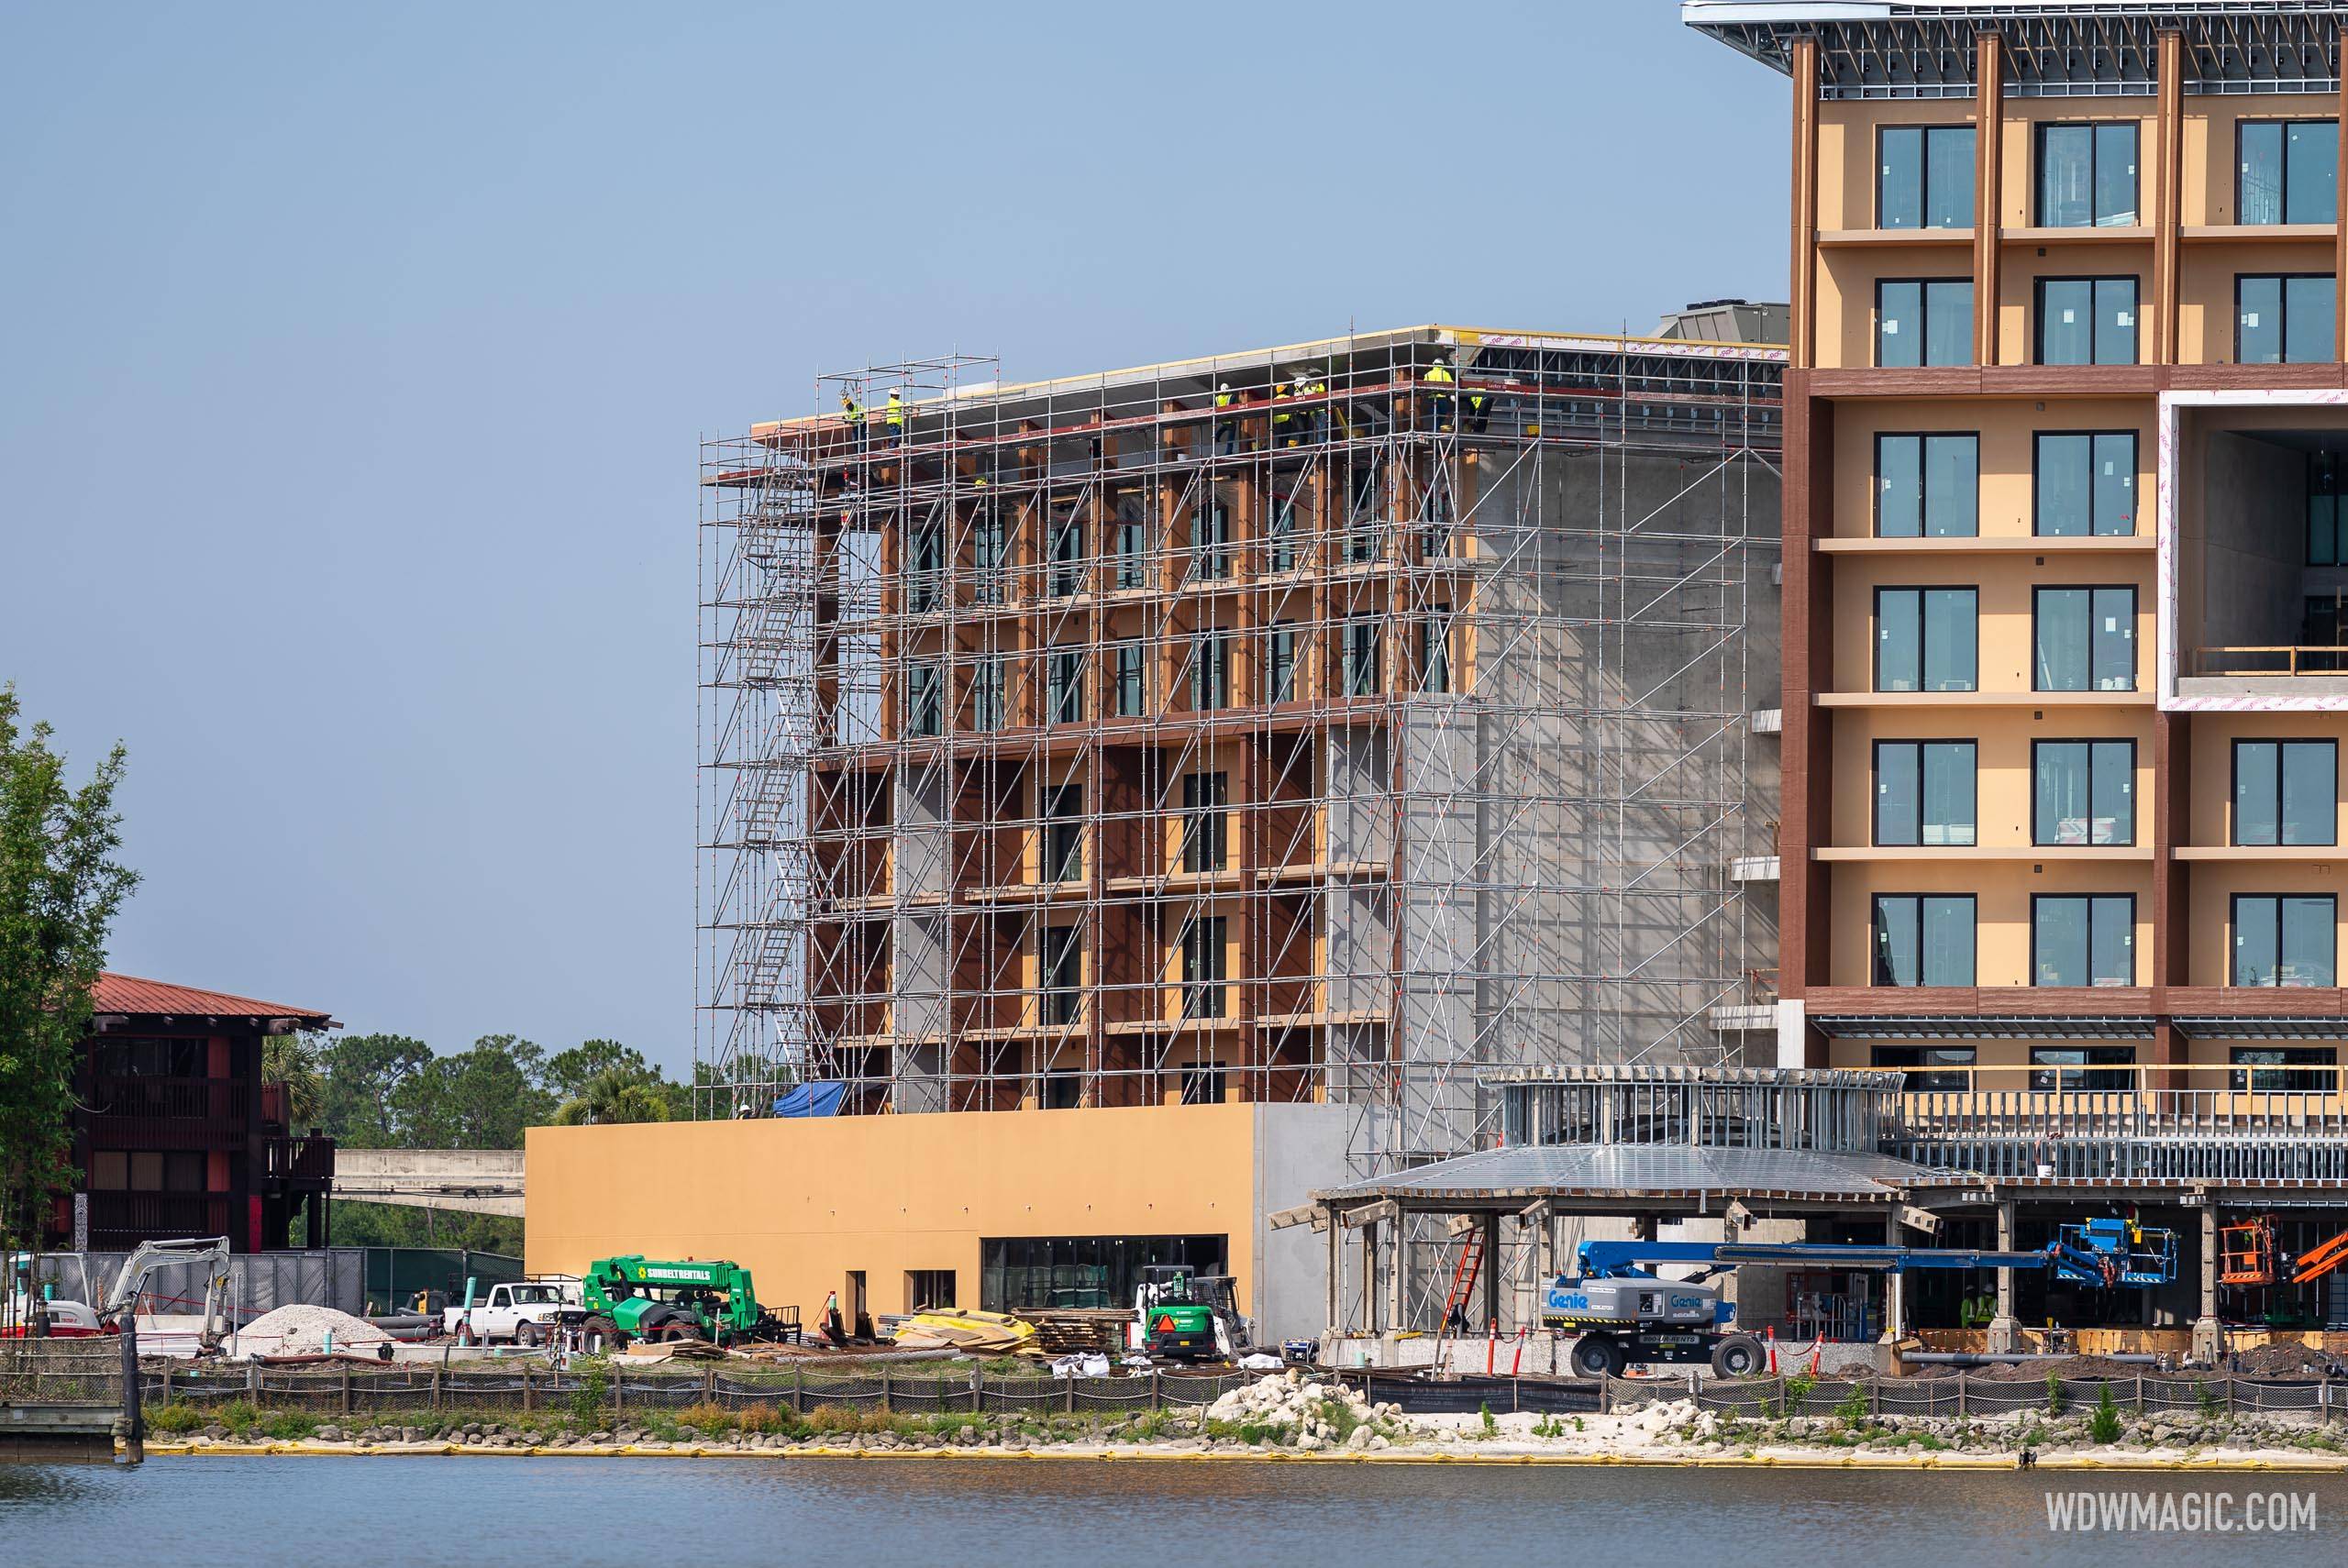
[1987, 1198, 2021, 1354]
[2196, 430, 2309, 652]
[2192, 1201, 2223, 1364]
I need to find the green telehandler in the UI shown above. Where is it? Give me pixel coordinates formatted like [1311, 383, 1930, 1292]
[577, 1255, 800, 1350]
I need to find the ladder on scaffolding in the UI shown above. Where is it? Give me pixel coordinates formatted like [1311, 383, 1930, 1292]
[1441, 1226, 1485, 1332]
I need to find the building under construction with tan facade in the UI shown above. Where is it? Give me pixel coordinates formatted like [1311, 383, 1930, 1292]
[523, 324, 1787, 1339]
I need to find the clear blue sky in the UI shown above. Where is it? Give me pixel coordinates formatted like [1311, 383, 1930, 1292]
[0, 2, 1787, 1077]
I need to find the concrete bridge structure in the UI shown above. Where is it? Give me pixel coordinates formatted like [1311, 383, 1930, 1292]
[332, 1149, 524, 1219]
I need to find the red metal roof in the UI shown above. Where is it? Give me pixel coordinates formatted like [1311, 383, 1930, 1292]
[91, 971, 335, 1025]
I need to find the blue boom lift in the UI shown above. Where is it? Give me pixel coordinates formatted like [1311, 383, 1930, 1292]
[1548, 1219, 2177, 1378]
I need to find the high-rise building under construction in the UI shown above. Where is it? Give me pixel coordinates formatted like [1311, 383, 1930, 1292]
[693, 324, 1784, 1170]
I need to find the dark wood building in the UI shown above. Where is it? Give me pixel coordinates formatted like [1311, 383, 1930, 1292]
[56, 972, 338, 1253]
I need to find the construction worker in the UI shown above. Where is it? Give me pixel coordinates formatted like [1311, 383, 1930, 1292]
[884, 389, 905, 448]
[1213, 381, 1237, 455]
[1466, 385, 1490, 436]
[840, 390, 867, 450]
[1422, 354, 1455, 432]
[1299, 363, 1330, 443]
[1272, 376, 1294, 446]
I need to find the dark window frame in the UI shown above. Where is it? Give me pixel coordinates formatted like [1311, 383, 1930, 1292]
[2237, 118, 2341, 226]
[1875, 277, 1975, 368]
[2029, 891, 2137, 987]
[1877, 123, 1978, 231]
[2030, 736, 2137, 846]
[2032, 274, 2140, 366]
[1870, 892, 1977, 987]
[2032, 429, 2139, 537]
[1874, 585, 1980, 693]
[2033, 120, 2142, 227]
[2032, 582, 2138, 692]
[2230, 892, 2339, 988]
[2232, 738, 2339, 847]
[1871, 737, 1979, 846]
[2234, 272, 2338, 364]
[1873, 430, 1981, 538]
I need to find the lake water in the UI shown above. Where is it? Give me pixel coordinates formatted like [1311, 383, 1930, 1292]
[6, 1456, 2347, 1564]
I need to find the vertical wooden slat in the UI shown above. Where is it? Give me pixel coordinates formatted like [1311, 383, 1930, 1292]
[1790, 37, 1820, 371]
[1976, 30, 2005, 368]
[2156, 29, 2185, 365]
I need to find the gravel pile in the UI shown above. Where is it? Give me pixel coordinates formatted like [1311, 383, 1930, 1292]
[237, 1304, 390, 1357]
[2230, 1342, 2344, 1378]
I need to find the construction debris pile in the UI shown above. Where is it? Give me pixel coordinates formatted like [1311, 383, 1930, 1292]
[1202, 1372, 1423, 1451]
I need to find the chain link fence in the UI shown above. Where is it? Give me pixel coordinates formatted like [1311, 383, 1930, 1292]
[0, 1341, 120, 1407]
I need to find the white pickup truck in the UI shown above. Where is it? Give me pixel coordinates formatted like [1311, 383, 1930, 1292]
[443, 1277, 581, 1346]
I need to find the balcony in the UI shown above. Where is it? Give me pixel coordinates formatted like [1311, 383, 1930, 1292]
[260, 1133, 335, 1185]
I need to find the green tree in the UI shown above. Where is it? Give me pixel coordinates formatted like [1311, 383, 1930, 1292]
[393, 1034, 554, 1147]
[550, 1066, 672, 1125]
[0, 688, 138, 1252]
[316, 1032, 433, 1148]
[542, 1038, 651, 1102]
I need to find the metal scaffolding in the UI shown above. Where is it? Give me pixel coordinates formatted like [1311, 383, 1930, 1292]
[698, 326, 1784, 1171]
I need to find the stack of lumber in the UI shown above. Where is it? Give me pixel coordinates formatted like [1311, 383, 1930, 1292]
[1012, 1309, 1129, 1356]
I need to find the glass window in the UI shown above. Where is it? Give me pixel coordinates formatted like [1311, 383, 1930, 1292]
[1113, 512, 1147, 590]
[969, 655, 1005, 731]
[1043, 782, 1082, 882]
[907, 523, 944, 613]
[2034, 432, 2136, 536]
[1267, 625, 1298, 703]
[1872, 893, 1976, 986]
[1879, 124, 1977, 229]
[905, 663, 942, 737]
[2032, 739, 2135, 845]
[1040, 925, 1081, 1024]
[1113, 643, 1146, 717]
[2232, 893, 2337, 986]
[2038, 122, 2139, 226]
[980, 1235, 1227, 1314]
[2033, 586, 2135, 691]
[1193, 501, 1232, 581]
[2239, 274, 2337, 364]
[1047, 649, 1085, 724]
[1180, 773, 1228, 873]
[1342, 619, 1380, 697]
[2240, 121, 2340, 226]
[969, 507, 1007, 604]
[1876, 433, 1978, 537]
[1877, 279, 1974, 368]
[1048, 515, 1085, 597]
[2035, 277, 2138, 365]
[1874, 740, 1977, 846]
[2234, 740, 2337, 846]
[2032, 894, 2135, 986]
[1268, 493, 1300, 572]
[1422, 612, 1452, 693]
[1190, 633, 1229, 711]
[1869, 1044, 1976, 1092]
[1876, 587, 1977, 692]
[1180, 915, 1229, 1018]
[2030, 1045, 2135, 1093]
[2229, 1045, 2337, 1093]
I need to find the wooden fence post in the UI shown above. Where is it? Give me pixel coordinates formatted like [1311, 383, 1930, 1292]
[703, 1367, 716, 1403]
[880, 1371, 891, 1413]
[792, 1364, 803, 1415]
[615, 1364, 626, 1413]
[432, 1366, 442, 1412]
[2134, 1375, 2144, 1414]
[341, 1365, 352, 1418]
[1150, 1370, 1161, 1410]
[1956, 1375, 1966, 1418]
[522, 1365, 533, 1416]
[1065, 1376, 1076, 1415]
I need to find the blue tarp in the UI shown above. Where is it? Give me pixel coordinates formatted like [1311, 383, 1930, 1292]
[773, 1080, 847, 1118]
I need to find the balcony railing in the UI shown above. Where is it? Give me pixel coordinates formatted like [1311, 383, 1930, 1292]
[260, 1134, 335, 1183]
[2190, 645, 2348, 677]
[85, 1075, 248, 1122]
[1879, 1065, 2348, 1183]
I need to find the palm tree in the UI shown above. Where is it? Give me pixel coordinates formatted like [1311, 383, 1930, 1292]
[262, 1032, 325, 1131]
[550, 1066, 671, 1126]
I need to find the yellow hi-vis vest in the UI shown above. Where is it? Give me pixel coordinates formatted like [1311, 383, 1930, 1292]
[885, 395, 905, 428]
[1423, 364, 1454, 386]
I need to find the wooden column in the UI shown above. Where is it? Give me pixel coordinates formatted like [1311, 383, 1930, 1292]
[2155, 29, 2185, 365]
[1779, 382, 1835, 1049]
[2151, 708, 2190, 1085]
[1975, 29, 2004, 368]
[1789, 37, 1820, 370]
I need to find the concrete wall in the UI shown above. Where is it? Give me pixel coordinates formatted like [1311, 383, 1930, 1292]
[525, 1101, 1351, 1343]
[2199, 430, 2308, 652]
